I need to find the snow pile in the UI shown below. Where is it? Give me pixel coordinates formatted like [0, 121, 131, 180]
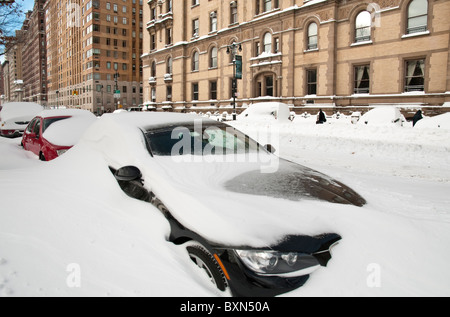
[0, 102, 43, 121]
[0, 109, 450, 297]
[42, 110, 97, 146]
[239, 102, 291, 123]
[415, 112, 450, 130]
[358, 106, 405, 126]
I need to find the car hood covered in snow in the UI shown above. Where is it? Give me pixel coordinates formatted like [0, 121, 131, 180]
[224, 159, 366, 207]
[77, 113, 366, 248]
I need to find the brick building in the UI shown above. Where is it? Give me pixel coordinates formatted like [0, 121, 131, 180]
[142, 0, 450, 115]
[21, 0, 48, 106]
[45, 0, 144, 114]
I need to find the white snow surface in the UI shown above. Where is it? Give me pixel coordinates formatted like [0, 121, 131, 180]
[0, 102, 44, 131]
[0, 109, 450, 297]
[41, 109, 97, 146]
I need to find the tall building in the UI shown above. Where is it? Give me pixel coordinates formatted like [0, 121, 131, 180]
[45, 0, 143, 114]
[142, 0, 450, 115]
[2, 32, 25, 102]
[21, 0, 48, 106]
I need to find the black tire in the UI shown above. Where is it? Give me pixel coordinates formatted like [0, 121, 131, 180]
[39, 153, 46, 161]
[186, 243, 227, 292]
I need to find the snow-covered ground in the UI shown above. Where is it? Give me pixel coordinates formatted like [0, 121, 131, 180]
[1, 109, 450, 297]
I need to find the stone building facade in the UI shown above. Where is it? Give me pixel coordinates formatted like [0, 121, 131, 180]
[142, 0, 450, 115]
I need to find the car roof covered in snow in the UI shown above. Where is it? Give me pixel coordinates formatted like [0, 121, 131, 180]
[37, 109, 97, 119]
[109, 112, 219, 131]
[0, 102, 43, 121]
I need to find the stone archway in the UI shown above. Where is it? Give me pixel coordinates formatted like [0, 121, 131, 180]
[253, 71, 278, 98]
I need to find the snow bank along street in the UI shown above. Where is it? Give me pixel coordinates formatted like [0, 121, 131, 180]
[1, 109, 450, 297]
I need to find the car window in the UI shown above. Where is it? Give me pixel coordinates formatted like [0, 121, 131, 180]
[26, 118, 39, 133]
[33, 119, 41, 137]
[146, 124, 261, 156]
[43, 117, 69, 133]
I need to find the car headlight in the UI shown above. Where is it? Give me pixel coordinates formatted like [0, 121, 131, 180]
[56, 149, 68, 156]
[235, 250, 320, 277]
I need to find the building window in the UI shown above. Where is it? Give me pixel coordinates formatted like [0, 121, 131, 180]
[264, 76, 274, 96]
[405, 59, 425, 92]
[192, 83, 199, 100]
[192, 51, 199, 71]
[407, 0, 428, 34]
[210, 47, 218, 68]
[166, 28, 172, 45]
[151, 61, 156, 77]
[263, 32, 272, 53]
[230, 1, 238, 24]
[166, 85, 172, 101]
[150, 33, 156, 50]
[355, 11, 371, 43]
[210, 11, 217, 32]
[192, 19, 199, 37]
[274, 37, 280, 53]
[166, 57, 173, 75]
[264, 0, 272, 12]
[307, 69, 317, 95]
[307, 23, 318, 50]
[354, 65, 370, 94]
[210, 81, 218, 100]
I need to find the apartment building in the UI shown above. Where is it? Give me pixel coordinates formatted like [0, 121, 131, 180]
[21, 0, 48, 106]
[45, 0, 144, 114]
[1, 33, 24, 102]
[142, 0, 450, 115]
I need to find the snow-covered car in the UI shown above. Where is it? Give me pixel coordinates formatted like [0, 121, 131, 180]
[239, 102, 291, 123]
[79, 112, 366, 296]
[21, 109, 97, 161]
[358, 106, 406, 126]
[0, 102, 44, 138]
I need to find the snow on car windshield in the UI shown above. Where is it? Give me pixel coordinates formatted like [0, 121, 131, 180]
[43, 117, 69, 133]
[146, 123, 262, 156]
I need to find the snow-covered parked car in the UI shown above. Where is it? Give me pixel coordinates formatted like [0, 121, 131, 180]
[79, 112, 366, 296]
[0, 102, 44, 138]
[21, 109, 97, 161]
[359, 106, 406, 126]
[239, 102, 292, 123]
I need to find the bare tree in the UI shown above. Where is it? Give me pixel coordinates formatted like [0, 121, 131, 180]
[0, 0, 25, 55]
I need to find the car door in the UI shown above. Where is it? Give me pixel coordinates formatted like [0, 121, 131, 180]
[28, 118, 43, 156]
[22, 118, 38, 151]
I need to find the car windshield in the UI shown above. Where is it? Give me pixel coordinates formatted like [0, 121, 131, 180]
[146, 123, 263, 156]
[43, 117, 69, 133]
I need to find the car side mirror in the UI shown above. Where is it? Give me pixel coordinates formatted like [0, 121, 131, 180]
[114, 166, 142, 182]
[264, 144, 276, 154]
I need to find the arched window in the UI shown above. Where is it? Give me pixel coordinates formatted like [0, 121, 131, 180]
[192, 51, 199, 71]
[355, 11, 371, 43]
[210, 47, 218, 68]
[307, 22, 318, 50]
[263, 32, 272, 53]
[166, 57, 172, 74]
[407, 0, 428, 34]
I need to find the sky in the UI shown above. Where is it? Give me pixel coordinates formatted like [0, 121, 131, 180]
[0, 0, 36, 63]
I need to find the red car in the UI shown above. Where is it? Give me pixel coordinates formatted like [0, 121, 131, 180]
[21, 109, 97, 161]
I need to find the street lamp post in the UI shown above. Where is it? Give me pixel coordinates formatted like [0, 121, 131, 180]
[226, 42, 242, 121]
